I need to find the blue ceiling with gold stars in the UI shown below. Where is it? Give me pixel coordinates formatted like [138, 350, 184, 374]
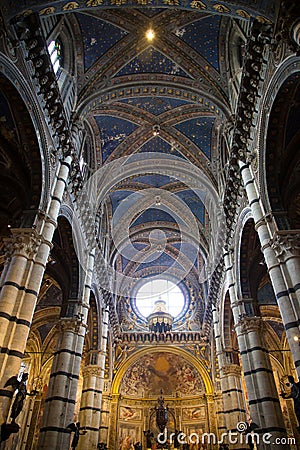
[138, 137, 185, 159]
[131, 208, 179, 227]
[175, 190, 205, 224]
[109, 190, 135, 213]
[177, 15, 221, 71]
[117, 48, 191, 78]
[74, 6, 230, 295]
[118, 97, 190, 115]
[138, 252, 180, 269]
[95, 115, 138, 161]
[110, 189, 205, 225]
[175, 117, 215, 158]
[129, 174, 175, 187]
[76, 13, 128, 70]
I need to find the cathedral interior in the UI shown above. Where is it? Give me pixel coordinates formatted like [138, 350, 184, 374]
[0, 1, 299, 449]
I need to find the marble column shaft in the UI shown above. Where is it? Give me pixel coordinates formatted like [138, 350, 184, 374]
[0, 156, 72, 425]
[213, 308, 248, 450]
[239, 161, 300, 376]
[224, 249, 289, 449]
[38, 249, 95, 449]
[38, 318, 86, 449]
[78, 305, 110, 449]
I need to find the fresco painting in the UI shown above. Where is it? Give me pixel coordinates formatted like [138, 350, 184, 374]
[120, 352, 204, 397]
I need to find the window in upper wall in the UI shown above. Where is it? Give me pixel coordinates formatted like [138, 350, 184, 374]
[48, 39, 62, 75]
[135, 279, 185, 319]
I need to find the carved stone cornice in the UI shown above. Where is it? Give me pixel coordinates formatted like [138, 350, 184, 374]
[120, 330, 206, 345]
[270, 230, 300, 260]
[13, 12, 78, 170]
[3, 228, 41, 261]
[223, 21, 273, 233]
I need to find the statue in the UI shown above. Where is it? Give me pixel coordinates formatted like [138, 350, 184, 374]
[67, 422, 87, 449]
[155, 391, 168, 433]
[244, 419, 259, 450]
[4, 372, 28, 422]
[173, 430, 181, 448]
[97, 443, 108, 450]
[280, 375, 300, 431]
[0, 422, 20, 443]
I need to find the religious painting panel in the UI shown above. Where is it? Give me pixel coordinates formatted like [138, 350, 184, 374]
[120, 351, 205, 397]
[119, 406, 142, 421]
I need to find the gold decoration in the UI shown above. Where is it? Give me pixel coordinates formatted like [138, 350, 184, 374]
[63, 2, 79, 10]
[190, 0, 207, 9]
[256, 15, 272, 24]
[39, 7, 55, 15]
[163, 0, 179, 5]
[110, 0, 127, 5]
[212, 4, 230, 13]
[82, 365, 102, 377]
[136, 0, 152, 5]
[86, 0, 103, 5]
[23, 10, 33, 17]
[221, 364, 242, 377]
[237, 9, 250, 19]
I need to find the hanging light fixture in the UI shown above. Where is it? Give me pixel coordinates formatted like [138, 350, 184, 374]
[146, 28, 155, 42]
[153, 124, 160, 136]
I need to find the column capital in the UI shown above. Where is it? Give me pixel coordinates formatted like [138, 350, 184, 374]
[270, 230, 300, 260]
[204, 393, 214, 403]
[58, 317, 86, 333]
[236, 315, 263, 334]
[221, 364, 242, 377]
[82, 365, 102, 378]
[3, 228, 42, 261]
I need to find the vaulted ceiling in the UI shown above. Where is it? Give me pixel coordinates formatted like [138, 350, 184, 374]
[7, 0, 279, 330]
[73, 8, 231, 328]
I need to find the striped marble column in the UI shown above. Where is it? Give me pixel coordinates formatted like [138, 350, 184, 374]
[78, 364, 102, 450]
[292, 19, 300, 47]
[239, 161, 300, 376]
[213, 308, 247, 449]
[38, 249, 95, 449]
[78, 305, 110, 449]
[98, 394, 110, 444]
[0, 156, 72, 425]
[224, 249, 289, 449]
[38, 317, 86, 449]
